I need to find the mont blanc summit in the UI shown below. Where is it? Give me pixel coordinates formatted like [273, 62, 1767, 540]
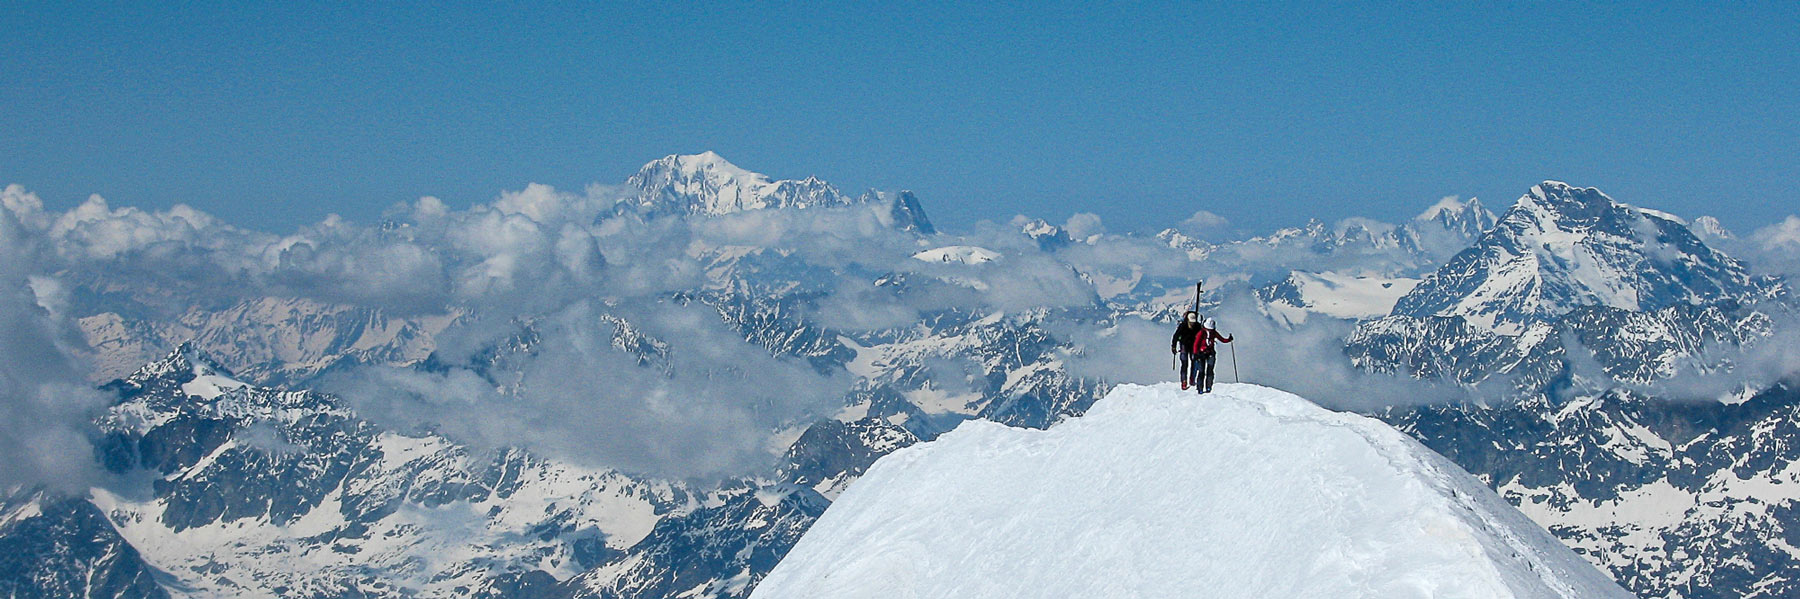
[753, 384, 1633, 599]
[624, 151, 854, 217]
[614, 152, 935, 233]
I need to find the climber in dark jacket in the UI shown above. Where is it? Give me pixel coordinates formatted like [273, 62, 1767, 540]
[1190, 317, 1233, 394]
[1171, 311, 1204, 390]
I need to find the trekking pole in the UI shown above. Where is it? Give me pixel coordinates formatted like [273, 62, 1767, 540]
[1230, 340, 1239, 383]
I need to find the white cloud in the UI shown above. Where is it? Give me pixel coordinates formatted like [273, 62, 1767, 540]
[48, 195, 229, 259]
[325, 299, 851, 480]
[1718, 215, 1800, 277]
[1063, 213, 1105, 240]
[1752, 215, 1800, 248]
[0, 200, 108, 492]
[1181, 209, 1228, 230]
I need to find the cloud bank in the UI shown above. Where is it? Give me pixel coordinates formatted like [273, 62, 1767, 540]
[0, 187, 108, 492]
[3, 177, 1796, 483]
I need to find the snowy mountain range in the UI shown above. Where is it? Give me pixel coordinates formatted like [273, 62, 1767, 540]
[79, 297, 456, 385]
[86, 347, 682, 597]
[4, 155, 1798, 598]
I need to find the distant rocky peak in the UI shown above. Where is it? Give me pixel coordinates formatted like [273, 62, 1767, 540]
[126, 341, 231, 385]
[623, 152, 851, 217]
[1516, 180, 1617, 226]
[858, 189, 936, 234]
[628, 151, 765, 190]
[1331, 218, 1400, 246]
[614, 153, 934, 233]
[1398, 196, 1497, 264]
[1016, 216, 1073, 251]
[1389, 182, 1763, 332]
[1416, 195, 1482, 220]
[1500, 181, 1708, 252]
[1691, 215, 1735, 241]
[1256, 219, 1328, 247]
[1413, 196, 1496, 236]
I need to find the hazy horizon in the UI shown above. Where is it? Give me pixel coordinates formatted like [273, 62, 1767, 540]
[5, 3, 1796, 235]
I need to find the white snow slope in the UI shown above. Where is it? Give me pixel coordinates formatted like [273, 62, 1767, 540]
[912, 245, 1001, 265]
[1266, 270, 1420, 324]
[753, 383, 1632, 599]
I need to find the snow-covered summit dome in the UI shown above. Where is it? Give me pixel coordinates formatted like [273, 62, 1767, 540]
[753, 383, 1631, 599]
[625, 152, 850, 216]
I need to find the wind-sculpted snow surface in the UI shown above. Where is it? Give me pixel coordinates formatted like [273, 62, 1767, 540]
[753, 383, 1632, 599]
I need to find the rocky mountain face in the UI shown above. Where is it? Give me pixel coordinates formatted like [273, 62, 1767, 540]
[555, 484, 827, 599]
[1389, 182, 1765, 333]
[1347, 182, 1798, 598]
[83, 346, 687, 597]
[858, 189, 936, 235]
[0, 489, 169, 599]
[1350, 182, 1785, 389]
[1387, 382, 1800, 599]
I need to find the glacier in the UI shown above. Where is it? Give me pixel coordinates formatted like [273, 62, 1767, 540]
[753, 383, 1632, 599]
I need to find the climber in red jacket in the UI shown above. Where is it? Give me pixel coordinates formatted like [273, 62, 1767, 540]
[1190, 317, 1233, 394]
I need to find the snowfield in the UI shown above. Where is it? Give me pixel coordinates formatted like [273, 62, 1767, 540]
[753, 383, 1632, 599]
[912, 245, 1001, 265]
[1264, 270, 1420, 324]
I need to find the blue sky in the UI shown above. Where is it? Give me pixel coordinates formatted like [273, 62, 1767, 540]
[3, 2, 1795, 234]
